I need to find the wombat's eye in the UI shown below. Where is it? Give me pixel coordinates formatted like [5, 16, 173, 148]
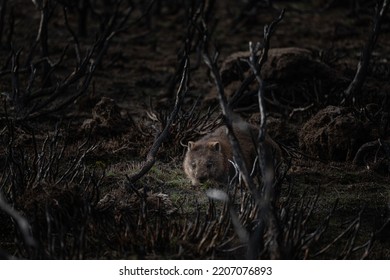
[206, 161, 213, 168]
[191, 162, 196, 169]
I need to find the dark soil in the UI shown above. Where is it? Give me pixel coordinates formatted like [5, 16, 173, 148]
[0, 0, 389, 259]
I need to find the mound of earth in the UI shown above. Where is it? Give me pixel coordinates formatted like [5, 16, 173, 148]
[299, 105, 367, 161]
[220, 47, 338, 86]
[81, 97, 133, 137]
[205, 47, 343, 106]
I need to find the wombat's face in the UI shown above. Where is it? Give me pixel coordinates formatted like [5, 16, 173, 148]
[183, 141, 227, 187]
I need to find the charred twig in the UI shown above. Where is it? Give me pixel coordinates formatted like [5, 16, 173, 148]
[129, 0, 156, 28]
[312, 208, 365, 258]
[63, 6, 81, 64]
[0, 1, 134, 121]
[206, 189, 249, 243]
[201, 5, 285, 259]
[33, 0, 56, 81]
[353, 139, 390, 165]
[202, 24, 257, 197]
[5, 4, 13, 46]
[127, 56, 189, 183]
[0, 193, 36, 256]
[10, 48, 22, 110]
[0, 107, 102, 258]
[288, 103, 315, 119]
[0, 0, 7, 45]
[148, 100, 221, 153]
[126, 3, 200, 183]
[302, 199, 338, 258]
[245, 9, 285, 260]
[247, 8, 285, 172]
[343, 0, 389, 104]
[92, 1, 134, 68]
[23, 56, 95, 119]
[4, 125, 96, 193]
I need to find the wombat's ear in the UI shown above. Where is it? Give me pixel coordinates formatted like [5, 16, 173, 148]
[188, 141, 195, 150]
[209, 141, 221, 152]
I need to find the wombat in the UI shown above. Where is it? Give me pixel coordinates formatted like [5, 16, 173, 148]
[183, 121, 280, 186]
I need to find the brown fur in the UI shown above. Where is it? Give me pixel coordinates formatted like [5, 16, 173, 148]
[183, 122, 280, 186]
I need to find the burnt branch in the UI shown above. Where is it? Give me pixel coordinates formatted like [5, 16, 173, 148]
[201, 24, 257, 198]
[353, 138, 390, 166]
[63, 6, 81, 64]
[0, 0, 7, 45]
[1, 1, 134, 121]
[33, 0, 56, 81]
[126, 3, 200, 183]
[146, 100, 221, 156]
[0, 108, 101, 258]
[0, 193, 36, 256]
[311, 208, 365, 259]
[343, 0, 389, 104]
[127, 58, 188, 184]
[201, 4, 286, 259]
[245, 9, 285, 260]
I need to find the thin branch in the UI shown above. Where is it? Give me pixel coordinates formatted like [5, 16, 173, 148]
[202, 27, 257, 198]
[126, 4, 198, 183]
[312, 208, 364, 258]
[343, 0, 389, 104]
[245, 9, 285, 260]
[0, 0, 7, 45]
[128, 57, 188, 184]
[0, 193, 36, 251]
[63, 6, 81, 64]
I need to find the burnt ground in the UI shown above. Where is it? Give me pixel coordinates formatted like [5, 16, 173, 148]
[0, 0, 390, 259]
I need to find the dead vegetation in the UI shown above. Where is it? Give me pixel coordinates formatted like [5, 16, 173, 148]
[0, 0, 390, 259]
